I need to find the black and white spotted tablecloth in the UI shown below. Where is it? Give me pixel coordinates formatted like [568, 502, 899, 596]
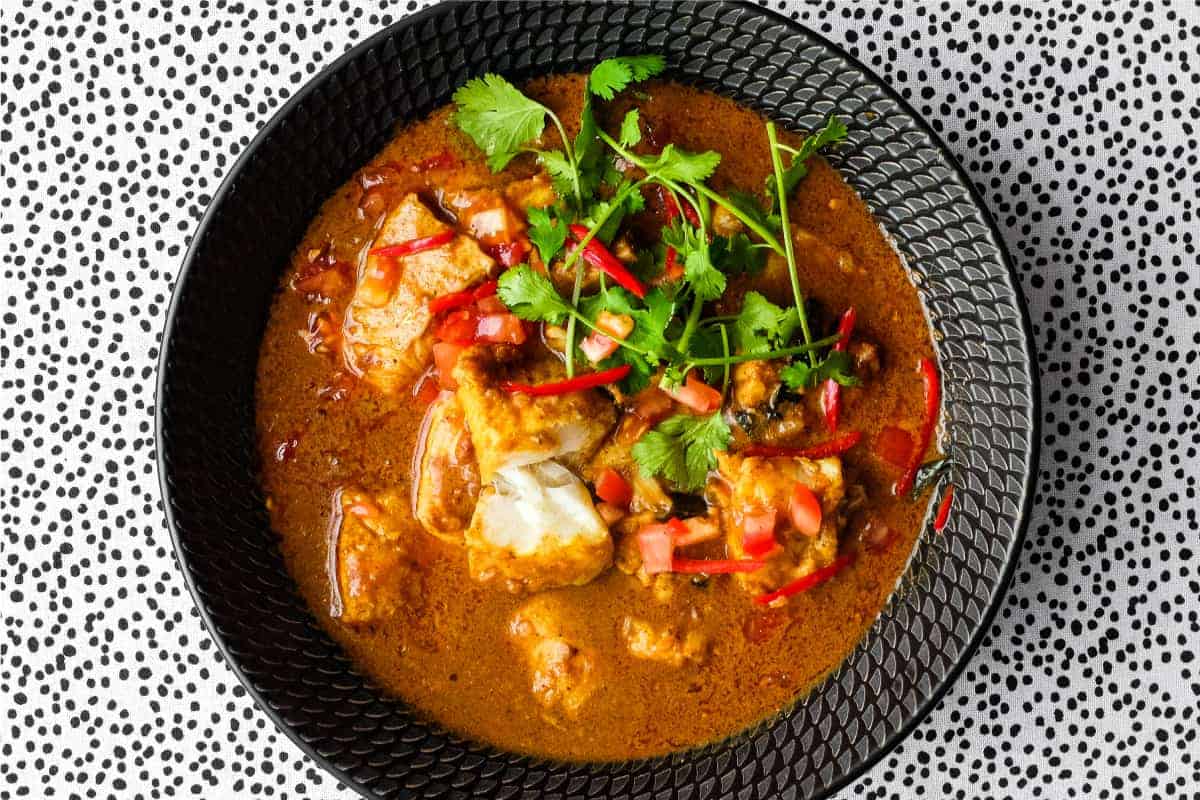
[3, 1, 1198, 798]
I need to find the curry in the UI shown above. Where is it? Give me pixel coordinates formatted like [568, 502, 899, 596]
[256, 59, 941, 762]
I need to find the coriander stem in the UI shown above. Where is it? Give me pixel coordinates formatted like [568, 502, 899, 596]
[562, 179, 643, 376]
[545, 109, 583, 209]
[767, 121, 818, 367]
[595, 129, 787, 257]
[719, 324, 731, 398]
[676, 291, 704, 351]
[684, 333, 840, 367]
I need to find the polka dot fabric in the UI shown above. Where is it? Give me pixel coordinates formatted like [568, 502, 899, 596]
[1, 2, 1195, 799]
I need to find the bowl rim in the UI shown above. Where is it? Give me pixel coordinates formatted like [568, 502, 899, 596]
[155, 2, 1040, 797]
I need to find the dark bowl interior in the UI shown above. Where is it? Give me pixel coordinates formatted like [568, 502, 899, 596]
[156, 2, 1038, 798]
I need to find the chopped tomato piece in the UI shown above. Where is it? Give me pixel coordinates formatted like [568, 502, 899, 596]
[741, 509, 778, 557]
[472, 280, 499, 300]
[491, 237, 530, 267]
[753, 554, 854, 606]
[474, 313, 527, 345]
[434, 308, 478, 344]
[594, 468, 633, 510]
[671, 558, 765, 574]
[637, 524, 674, 575]
[474, 294, 510, 315]
[631, 387, 675, 425]
[663, 374, 722, 414]
[874, 426, 913, 469]
[580, 330, 621, 363]
[789, 483, 822, 537]
[432, 342, 465, 390]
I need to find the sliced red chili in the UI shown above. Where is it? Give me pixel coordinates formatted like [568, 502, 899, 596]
[671, 558, 766, 574]
[820, 307, 858, 433]
[428, 287, 477, 315]
[500, 363, 631, 396]
[933, 484, 954, 531]
[568, 224, 647, 299]
[660, 246, 683, 282]
[595, 468, 633, 510]
[472, 280, 499, 300]
[369, 229, 455, 258]
[741, 431, 863, 459]
[894, 358, 941, 496]
[433, 308, 479, 345]
[753, 554, 854, 606]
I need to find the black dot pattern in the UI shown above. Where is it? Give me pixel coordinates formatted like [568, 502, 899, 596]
[2, 1, 1196, 798]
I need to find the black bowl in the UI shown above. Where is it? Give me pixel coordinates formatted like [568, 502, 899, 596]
[156, 2, 1039, 797]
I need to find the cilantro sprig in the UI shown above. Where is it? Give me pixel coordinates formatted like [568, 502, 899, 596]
[455, 57, 854, 494]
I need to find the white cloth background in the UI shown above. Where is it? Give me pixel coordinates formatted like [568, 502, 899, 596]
[3, 1, 1197, 798]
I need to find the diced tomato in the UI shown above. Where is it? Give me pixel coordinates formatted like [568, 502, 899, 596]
[789, 484, 822, 537]
[492, 237, 530, 267]
[432, 342, 465, 390]
[637, 524, 674, 575]
[741, 509, 778, 557]
[631, 387, 675, 425]
[580, 330, 620, 363]
[663, 374, 722, 414]
[875, 425, 913, 469]
[474, 313, 527, 345]
[357, 259, 400, 306]
[594, 468, 633, 510]
[474, 294, 509, 315]
[434, 308, 479, 344]
[472, 280, 499, 300]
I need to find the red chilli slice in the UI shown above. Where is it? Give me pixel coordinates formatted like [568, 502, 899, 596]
[894, 358, 941, 496]
[753, 554, 855, 606]
[500, 364, 631, 396]
[369, 229, 455, 258]
[933, 484, 955, 531]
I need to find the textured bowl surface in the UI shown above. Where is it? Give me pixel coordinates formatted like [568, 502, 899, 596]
[157, 2, 1038, 798]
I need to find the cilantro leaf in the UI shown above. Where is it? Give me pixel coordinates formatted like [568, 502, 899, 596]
[732, 291, 799, 355]
[588, 55, 666, 101]
[684, 246, 726, 301]
[526, 205, 567, 265]
[497, 265, 572, 324]
[538, 150, 577, 200]
[687, 325, 726, 385]
[619, 109, 642, 147]
[727, 190, 781, 232]
[766, 115, 849, 211]
[648, 144, 721, 184]
[710, 232, 766, 276]
[632, 412, 731, 492]
[452, 74, 548, 172]
[573, 93, 605, 200]
[780, 350, 860, 390]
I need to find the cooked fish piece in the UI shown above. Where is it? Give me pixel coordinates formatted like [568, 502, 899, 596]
[509, 596, 598, 718]
[330, 489, 413, 625]
[620, 617, 708, 666]
[452, 346, 616, 482]
[713, 453, 844, 594]
[414, 391, 479, 543]
[342, 194, 495, 393]
[466, 460, 612, 594]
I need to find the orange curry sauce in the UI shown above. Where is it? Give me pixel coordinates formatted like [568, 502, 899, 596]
[255, 77, 936, 761]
